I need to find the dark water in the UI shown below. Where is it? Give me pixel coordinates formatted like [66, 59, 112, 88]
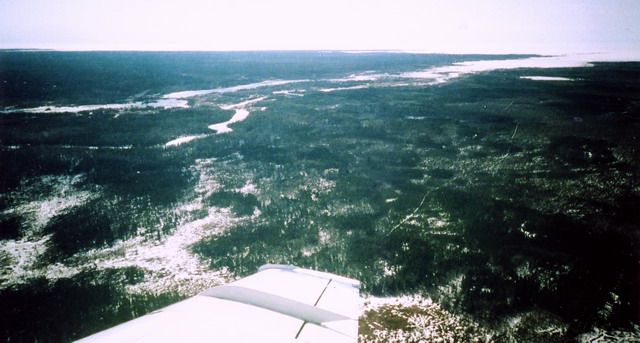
[0, 51, 638, 341]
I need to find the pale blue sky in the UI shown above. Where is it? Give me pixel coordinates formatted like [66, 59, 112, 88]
[1, 0, 638, 54]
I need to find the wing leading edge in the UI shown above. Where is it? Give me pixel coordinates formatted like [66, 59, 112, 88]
[74, 264, 361, 342]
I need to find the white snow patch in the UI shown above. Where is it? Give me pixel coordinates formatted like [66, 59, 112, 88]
[0, 236, 50, 285]
[272, 89, 305, 97]
[398, 54, 602, 85]
[0, 158, 240, 294]
[364, 294, 434, 310]
[191, 158, 223, 197]
[4, 174, 99, 237]
[319, 85, 369, 93]
[164, 134, 209, 147]
[328, 72, 385, 82]
[146, 98, 190, 109]
[218, 96, 267, 110]
[76, 157, 244, 295]
[427, 214, 450, 229]
[209, 109, 249, 134]
[209, 97, 267, 134]
[4, 99, 189, 114]
[0, 175, 101, 289]
[520, 76, 574, 81]
[163, 80, 307, 99]
[81, 206, 237, 295]
[235, 181, 258, 195]
[59, 145, 133, 150]
[162, 89, 217, 99]
[518, 222, 537, 239]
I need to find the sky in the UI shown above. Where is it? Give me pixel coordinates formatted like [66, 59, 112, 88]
[1, 0, 639, 54]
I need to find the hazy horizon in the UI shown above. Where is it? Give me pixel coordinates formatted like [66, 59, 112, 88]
[2, 0, 639, 56]
[2, 5, 640, 340]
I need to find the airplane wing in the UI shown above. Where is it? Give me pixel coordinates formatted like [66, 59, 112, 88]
[74, 264, 361, 343]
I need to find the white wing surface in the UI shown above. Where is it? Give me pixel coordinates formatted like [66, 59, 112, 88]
[74, 264, 361, 343]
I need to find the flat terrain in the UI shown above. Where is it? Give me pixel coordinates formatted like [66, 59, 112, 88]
[0, 51, 638, 341]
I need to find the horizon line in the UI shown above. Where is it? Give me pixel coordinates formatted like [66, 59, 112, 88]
[1, 48, 639, 61]
[0, 47, 538, 54]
